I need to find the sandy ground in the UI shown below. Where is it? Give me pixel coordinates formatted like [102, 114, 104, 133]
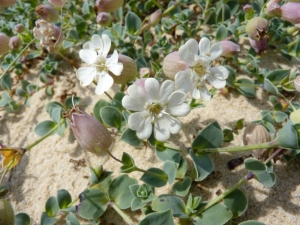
[1, 47, 300, 225]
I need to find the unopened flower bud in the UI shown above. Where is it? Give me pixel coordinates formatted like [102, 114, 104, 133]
[36, 4, 59, 22]
[48, 0, 65, 7]
[94, 0, 124, 13]
[9, 36, 22, 49]
[245, 17, 269, 40]
[33, 19, 63, 52]
[243, 4, 254, 13]
[243, 124, 271, 160]
[286, 26, 299, 35]
[14, 24, 25, 33]
[280, 2, 300, 24]
[0, 0, 16, 7]
[219, 40, 240, 57]
[139, 67, 154, 78]
[249, 37, 268, 54]
[0, 199, 15, 225]
[0, 144, 25, 169]
[163, 51, 189, 80]
[63, 105, 112, 155]
[294, 76, 300, 92]
[149, 9, 162, 26]
[219, 87, 228, 95]
[0, 33, 10, 55]
[265, 0, 281, 16]
[96, 12, 111, 26]
[109, 54, 137, 84]
[280, 99, 289, 111]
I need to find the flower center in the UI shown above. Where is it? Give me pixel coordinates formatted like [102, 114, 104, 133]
[94, 57, 107, 72]
[147, 102, 163, 117]
[192, 61, 207, 78]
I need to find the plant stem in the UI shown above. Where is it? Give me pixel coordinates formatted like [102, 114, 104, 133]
[0, 38, 36, 81]
[56, 51, 79, 69]
[193, 176, 248, 216]
[25, 126, 58, 151]
[161, 142, 184, 152]
[105, 149, 122, 163]
[195, 140, 279, 154]
[109, 202, 135, 225]
[264, 148, 283, 164]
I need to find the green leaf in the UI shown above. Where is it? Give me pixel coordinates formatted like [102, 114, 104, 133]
[65, 96, 80, 109]
[190, 151, 214, 181]
[194, 203, 233, 225]
[125, 12, 142, 35]
[216, 24, 228, 41]
[192, 121, 223, 150]
[140, 168, 168, 187]
[263, 78, 279, 95]
[172, 176, 192, 197]
[100, 106, 122, 129]
[120, 152, 136, 173]
[15, 213, 31, 225]
[277, 120, 299, 149]
[152, 195, 188, 218]
[34, 121, 57, 137]
[82, 1, 90, 15]
[108, 175, 138, 209]
[163, 161, 177, 184]
[45, 196, 59, 217]
[50, 107, 61, 124]
[66, 212, 80, 225]
[0, 73, 11, 90]
[45, 86, 54, 96]
[266, 69, 290, 84]
[223, 188, 248, 218]
[62, 40, 75, 49]
[121, 128, 142, 147]
[156, 145, 181, 163]
[114, 92, 125, 102]
[57, 189, 72, 209]
[139, 209, 174, 225]
[239, 221, 266, 225]
[76, 188, 108, 219]
[0, 91, 11, 107]
[236, 79, 256, 97]
[225, 66, 236, 88]
[274, 111, 288, 123]
[255, 172, 276, 187]
[93, 99, 110, 122]
[244, 158, 266, 173]
[176, 157, 187, 178]
[131, 197, 147, 211]
[40, 212, 57, 225]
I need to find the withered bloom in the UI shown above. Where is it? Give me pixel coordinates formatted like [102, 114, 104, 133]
[63, 105, 112, 155]
[0, 144, 25, 170]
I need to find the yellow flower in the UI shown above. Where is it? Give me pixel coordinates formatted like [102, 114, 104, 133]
[1, 145, 25, 170]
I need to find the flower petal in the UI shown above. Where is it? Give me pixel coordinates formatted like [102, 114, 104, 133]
[83, 41, 91, 49]
[91, 34, 103, 52]
[101, 34, 111, 57]
[154, 115, 182, 141]
[208, 43, 223, 60]
[128, 111, 148, 131]
[106, 50, 123, 76]
[76, 67, 97, 86]
[145, 78, 160, 101]
[95, 72, 113, 95]
[210, 66, 229, 79]
[122, 86, 147, 112]
[168, 103, 190, 117]
[135, 115, 152, 140]
[106, 50, 119, 64]
[175, 70, 193, 93]
[159, 80, 175, 104]
[206, 74, 227, 89]
[79, 49, 97, 64]
[179, 39, 198, 65]
[199, 37, 211, 57]
[199, 85, 211, 101]
[168, 91, 187, 106]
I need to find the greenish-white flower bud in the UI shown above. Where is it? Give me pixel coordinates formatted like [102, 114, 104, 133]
[0, 199, 15, 225]
[36, 4, 59, 22]
[149, 9, 162, 26]
[163, 51, 188, 80]
[265, 0, 281, 17]
[48, 0, 65, 7]
[243, 4, 254, 13]
[9, 36, 22, 49]
[109, 54, 137, 84]
[219, 40, 240, 57]
[286, 26, 299, 35]
[243, 124, 271, 160]
[0, 0, 16, 7]
[63, 105, 112, 155]
[14, 24, 25, 33]
[245, 17, 269, 40]
[96, 12, 111, 26]
[94, 0, 124, 13]
[0, 33, 10, 55]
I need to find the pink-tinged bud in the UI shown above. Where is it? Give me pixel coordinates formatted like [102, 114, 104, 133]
[94, 0, 124, 13]
[48, 0, 65, 7]
[33, 19, 63, 52]
[36, 4, 59, 22]
[96, 12, 111, 26]
[245, 17, 269, 40]
[280, 2, 300, 24]
[219, 40, 240, 57]
[0, 0, 16, 7]
[9, 36, 22, 49]
[14, 24, 25, 33]
[149, 9, 162, 26]
[109, 54, 137, 84]
[266, 0, 281, 16]
[163, 51, 189, 80]
[219, 87, 228, 95]
[243, 4, 254, 13]
[139, 67, 154, 78]
[249, 38, 268, 54]
[0, 33, 10, 55]
[63, 106, 112, 155]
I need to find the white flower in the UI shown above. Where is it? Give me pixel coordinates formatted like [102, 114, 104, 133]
[76, 34, 123, 95]
[122, 78, 190, 142]
[175, 37, 229, 100]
